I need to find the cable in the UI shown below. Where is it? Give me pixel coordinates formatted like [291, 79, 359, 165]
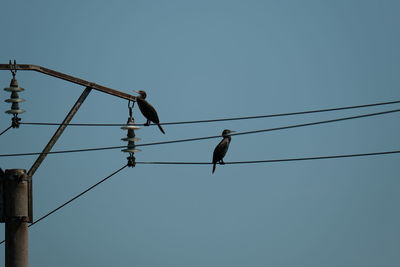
[18, 99, 400, 127]
[20, 122, 127, 127]
[1, 149, 398, 245]
[29, 164, 127, 227]
[135, 149, 400, 165]
[136, 108, 400, 147]
[230, 108, 400, 138]
[0, 164, 127, 245]
[0, 145, 125, 157]
[0, 125, 12, 136]
[0, 108, 399, 158]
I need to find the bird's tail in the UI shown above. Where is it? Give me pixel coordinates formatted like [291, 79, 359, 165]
[212, 162, 216, 174]
[157, 124, 165, 134]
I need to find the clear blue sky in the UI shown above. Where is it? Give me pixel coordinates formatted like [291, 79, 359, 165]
[1, 0, 400, 266]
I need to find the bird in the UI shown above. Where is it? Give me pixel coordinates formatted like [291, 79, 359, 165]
[134, 90, 165, 134]
[212, 129, 235, 174]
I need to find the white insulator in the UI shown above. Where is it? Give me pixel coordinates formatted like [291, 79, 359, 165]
[5, 98, 25, 103]
[122, 148, 142, 153]
[121, 125, 141, 130]
[4, 86, 24, 92]
[6, 109, 25, 114]
[121, 137, 141, 142]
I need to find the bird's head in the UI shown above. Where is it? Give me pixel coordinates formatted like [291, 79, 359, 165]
[134, 90, 147, 99]
[222, 129, 235, 137]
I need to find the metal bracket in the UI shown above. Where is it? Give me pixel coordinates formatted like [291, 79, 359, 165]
[1, 169, 32, 223]
[127, 154, 136, 167]
[0, 63, 136, 101]
[11, 115, 21, 128]
[9, 60, 17, 77]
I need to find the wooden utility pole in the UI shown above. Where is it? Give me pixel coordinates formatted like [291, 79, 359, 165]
[2, 169, 30, 267]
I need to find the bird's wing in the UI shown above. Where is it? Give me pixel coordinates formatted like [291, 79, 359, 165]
[213, 138, 230, 163]
[137, 99, 160, 123]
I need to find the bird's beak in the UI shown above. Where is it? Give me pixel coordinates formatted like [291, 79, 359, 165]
[133, 90, 139, 94]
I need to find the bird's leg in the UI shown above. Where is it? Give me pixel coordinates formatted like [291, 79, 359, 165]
[220, 159, 225, 165]
[144, 120, 150, 126]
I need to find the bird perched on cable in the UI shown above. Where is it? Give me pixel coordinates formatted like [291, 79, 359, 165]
[212, 129, 235, 174]
[134, 90, 165, 134]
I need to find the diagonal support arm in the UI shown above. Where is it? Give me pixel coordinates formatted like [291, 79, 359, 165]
[28, 87, 92, 177]
[26, 87, 92, 221]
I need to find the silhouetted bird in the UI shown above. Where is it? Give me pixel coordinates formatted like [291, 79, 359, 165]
[134, 90, 165, 134]
[212, 129, 235, 174]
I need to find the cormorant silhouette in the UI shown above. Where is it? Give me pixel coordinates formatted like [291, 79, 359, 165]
[134, 90, 165, 134]
[212, 129, 235, 173]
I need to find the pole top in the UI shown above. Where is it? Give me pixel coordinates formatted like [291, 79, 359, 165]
[4, 169, 29, 181]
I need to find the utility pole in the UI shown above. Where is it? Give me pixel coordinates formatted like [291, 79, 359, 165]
[1, 62, 137, 267]
[2, 169, 30, 267]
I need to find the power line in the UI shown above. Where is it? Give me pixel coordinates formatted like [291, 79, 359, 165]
[0, 145, 125, 157]
[18, 99, 400, 127]
[20, 122, 127, 127]
[135, 150, 400, 165]
[0, 164, 127, 245]
[0, 108, 399, 158]
[136, 108, 400, 147]
[0, 125, 12, 136]
[230, 108, 400, 138]
[1, 150, 398, 246]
